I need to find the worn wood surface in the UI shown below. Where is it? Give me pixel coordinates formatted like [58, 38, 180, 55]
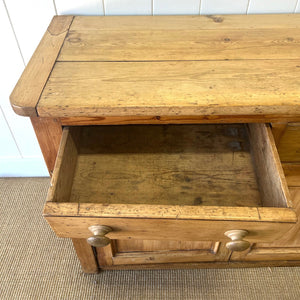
[271, 123, 288, 146]
[69, 124, 262, 207]
[46, 127, 78, 203]
[230, 245, 300, 262]
[60, 116, 300, 126]
[70, 15, 300, 31]
[38, 60, 300, 118]
[247, 124, 292, 208]
[10, 16, 73, 116]
[43, 215, 295, 242]
[283, 164, 300, 187]
[277, 123, 300, 162]
[108, 242, 230, 265]
[30, 117, 62, 175]
[96, 242, 115, 267]
[229, 171, 300, 261]
[10, 15, 300, 121]
[71, 238, 99, 273]
[58, 28, 300, 61]
[44, 202, 296, 223]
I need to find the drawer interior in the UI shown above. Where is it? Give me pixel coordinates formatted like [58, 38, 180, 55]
[49, 124, 291, 209]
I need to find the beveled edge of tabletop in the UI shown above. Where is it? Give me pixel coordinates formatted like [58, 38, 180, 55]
[9, 15, 74, 117]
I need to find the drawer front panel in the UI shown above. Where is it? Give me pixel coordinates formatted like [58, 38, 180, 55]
[45, 216, 294, 243]
[97, 240, 230, 266]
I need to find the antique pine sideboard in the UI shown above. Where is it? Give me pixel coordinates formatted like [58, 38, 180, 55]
[10, 15, 300, 273]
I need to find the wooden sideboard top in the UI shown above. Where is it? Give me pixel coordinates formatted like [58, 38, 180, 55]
[10, 15, 300, 121]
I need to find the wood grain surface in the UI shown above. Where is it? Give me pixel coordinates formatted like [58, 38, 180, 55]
[43, 215, 295, 242]
[70, 124, 261, 207]
[10, 15, 300, 121]
[69, 15, 300, 31]
[37, 60, 300, 117]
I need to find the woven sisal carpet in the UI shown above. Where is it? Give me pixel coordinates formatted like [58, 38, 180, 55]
[1, 177, 300, 300]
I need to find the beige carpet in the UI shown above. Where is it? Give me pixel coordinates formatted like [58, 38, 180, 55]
[1, 178, 300, 300]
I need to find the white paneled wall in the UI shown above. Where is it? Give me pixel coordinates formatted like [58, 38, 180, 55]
[153, 0, 200, 15]
[1, 0, 300, 177]
[248, 0, 298, 14]
[104, 0, 152, 15]
[0, 0, 49, 176]
[55, 0, 104, 15]
[200, 0, 249, 15]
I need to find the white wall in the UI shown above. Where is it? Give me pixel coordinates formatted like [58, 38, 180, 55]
[1, 0, 299, 177]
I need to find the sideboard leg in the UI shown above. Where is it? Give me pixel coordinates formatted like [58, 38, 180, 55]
[72, 238, 99, 274]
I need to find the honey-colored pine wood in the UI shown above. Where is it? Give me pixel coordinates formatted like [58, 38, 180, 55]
[45, 124, 294, 212]
[271, 123, 288, 146]
[60, 116, 300, 126]
[247, 124, 292, 207]
[10, 16, 73, 116]
[43, 215, 295, 242]
[72, 238, 99, 273]
[266, 187, 300, 246]
[69, 124, 261, 207]
[70, 15, 300, 31]
[230, 246, 300, 262]
[107, 242, 230, 265]
[11, 15, 300, 271]
[115, 240, 214, 253]
[96, 243, 115, 267]
[30, 117, 62, 175]
[31, 119, 99, 273]
[277, 123, 300, 162]
[44, 123, 296, 246]
[283, 164, 300, 187]
[37, 60, 300, 118]
[58, 28, 300, 62]
[46, 127, 79, 203]
[228, 173, 300, 262]
[44, 202, 296, 223]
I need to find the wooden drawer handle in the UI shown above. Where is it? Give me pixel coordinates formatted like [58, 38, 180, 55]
[87, 225, 112, 247]
[224, 230, 250, 252]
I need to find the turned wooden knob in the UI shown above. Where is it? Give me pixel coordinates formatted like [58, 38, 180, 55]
[87, 225, 112, 247]
[224, 229, 250, 252]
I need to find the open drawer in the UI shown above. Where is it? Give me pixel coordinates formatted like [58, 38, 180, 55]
[43, 124, 296, 246]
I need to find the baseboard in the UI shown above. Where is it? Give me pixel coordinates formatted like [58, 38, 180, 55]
[0, 157, 49, 177]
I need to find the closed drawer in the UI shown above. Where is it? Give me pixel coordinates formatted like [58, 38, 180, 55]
[43, 124, 296, 244]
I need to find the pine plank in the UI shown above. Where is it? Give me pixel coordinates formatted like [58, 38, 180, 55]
[37, 60, 300, 118]
[70, 15, 300, 31]
[58, 28, 300, 62]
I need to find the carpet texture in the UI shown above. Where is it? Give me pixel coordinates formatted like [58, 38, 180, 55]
[1, 177, 300, 300]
